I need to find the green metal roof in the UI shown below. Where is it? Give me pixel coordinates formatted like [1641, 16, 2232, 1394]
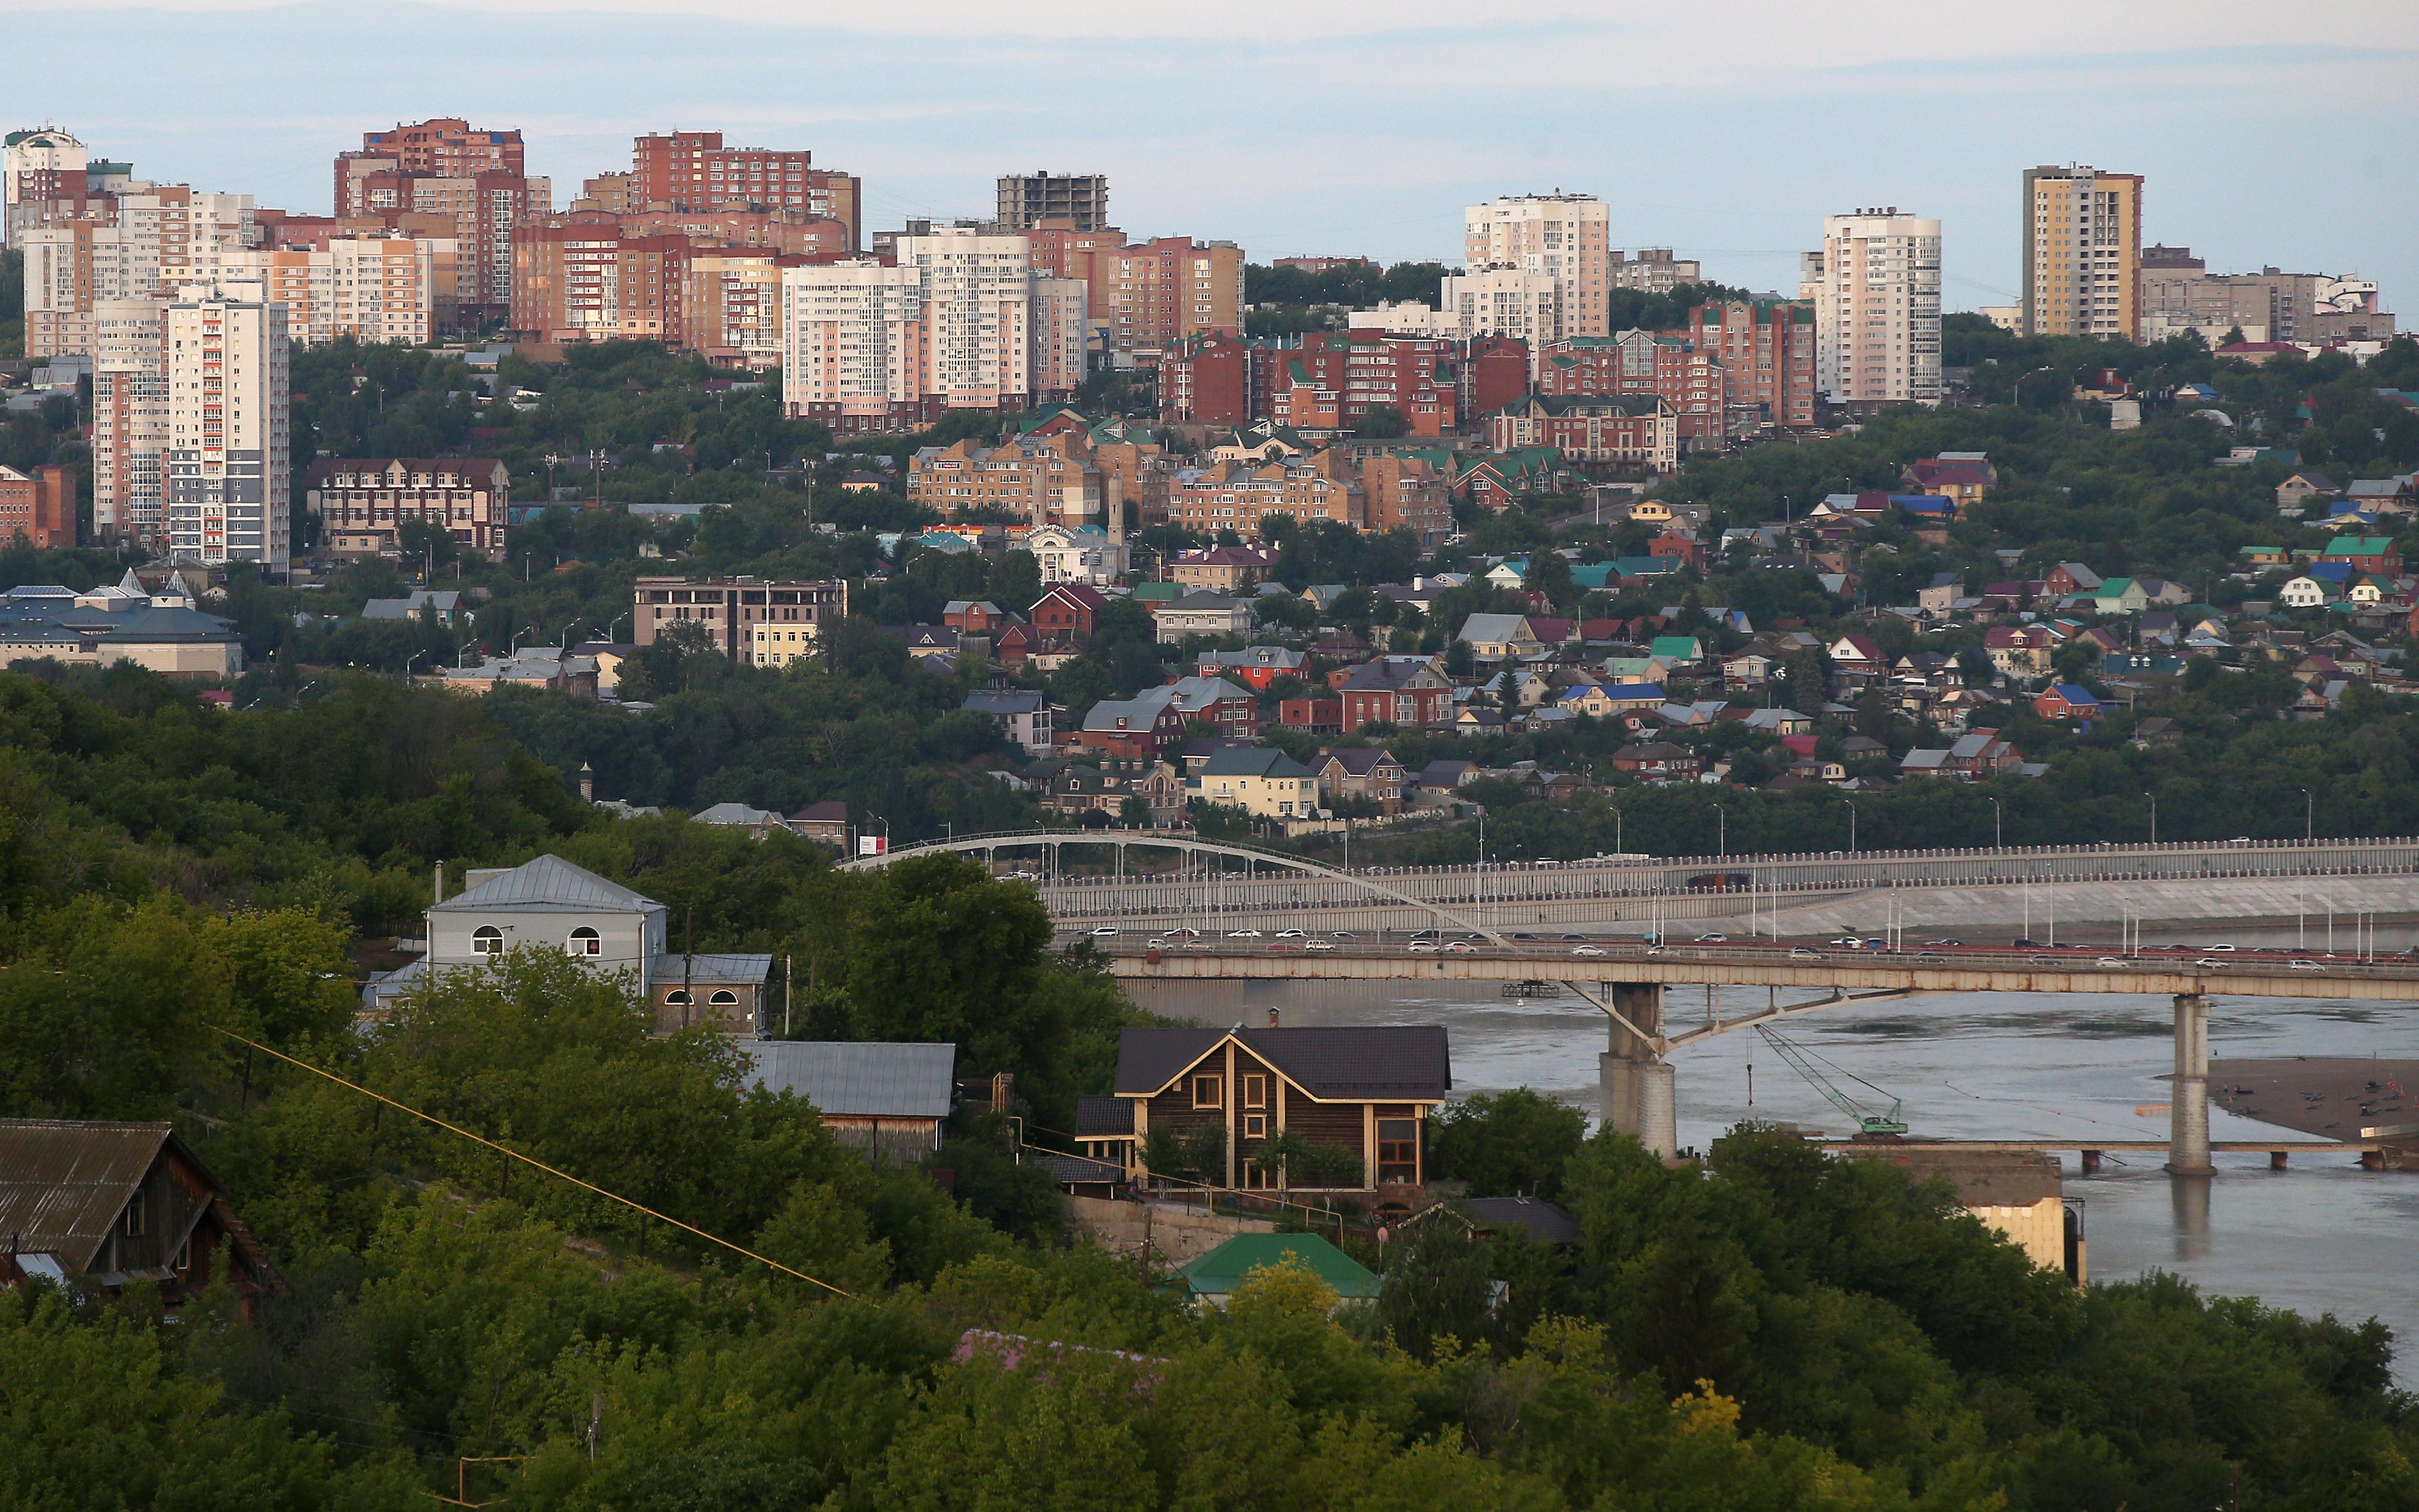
[1175, 1233, 1380, 1299]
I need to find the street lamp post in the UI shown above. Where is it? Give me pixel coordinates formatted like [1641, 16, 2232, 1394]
[2301, 788, 2314, 842]
[2145, 791, 2157, 846]
[1987, 796, 2002, 850]
[1717, 804, 1727, 860]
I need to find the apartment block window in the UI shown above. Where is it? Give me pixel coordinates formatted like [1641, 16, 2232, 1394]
[1192, 1074, 1223, 1108]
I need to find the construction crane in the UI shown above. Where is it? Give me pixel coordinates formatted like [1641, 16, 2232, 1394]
[1754, 1025, 1908, 1137]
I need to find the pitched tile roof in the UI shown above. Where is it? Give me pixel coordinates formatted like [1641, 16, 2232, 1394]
[1114, 1026, 1451, 1102]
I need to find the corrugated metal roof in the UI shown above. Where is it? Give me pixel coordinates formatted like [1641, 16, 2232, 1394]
[743, 1041, 957, 1119]
[649, 953, 773, 986]
[0, 1120, 170, 1270]
[1177, 1233, 1380, 1298]
[435, 855, 658, 915]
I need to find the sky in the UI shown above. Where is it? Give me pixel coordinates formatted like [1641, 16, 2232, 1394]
[6, 0, 2415, 311]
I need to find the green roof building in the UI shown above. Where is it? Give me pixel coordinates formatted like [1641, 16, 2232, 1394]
[1173, 1232, 1380, 1306]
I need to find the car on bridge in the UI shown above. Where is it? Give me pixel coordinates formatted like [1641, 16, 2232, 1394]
[2291, 959, 2327, 972]
[1570, 944, 1606, 957]
[1274, 929, 1307, 938]
[1409, 941, 1440, 954]
[1788, 947, 1825, 961]
[2096, 957, 2128, 968]
[1446, 941, 1479, 954]
[1227, 929, 1262, 938]
[1089, 926, 1119, 937]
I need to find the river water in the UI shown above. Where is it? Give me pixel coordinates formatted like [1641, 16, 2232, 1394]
[1158, 980, 2419, 1379]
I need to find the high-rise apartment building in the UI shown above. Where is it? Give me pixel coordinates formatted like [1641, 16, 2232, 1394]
[1684, 299, 1817, 431]
[19, 186, 257, 359]
[629, 131, 860, 248]
[93, 297, 168, 543]
[5, 127, 89, 246]
[1030, 275, 1089, 402]
[165, 281, 291, 569]
[335, 120, 548, 315]
[2021, 164, 2141, 339]
[897, 228, 1032, 411]
[1809, 208, 1941, 410]
[780, 228, 1077, 430]
[997, 172, 1109, 232]
[2138, 246, 2394, 346]
[1465, 194, 1611, 337]
[511, 215, 691, 345]
[1611, 248, 1702, 294]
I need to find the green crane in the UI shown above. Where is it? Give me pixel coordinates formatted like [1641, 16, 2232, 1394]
[1754, 1025, 1908, 1137]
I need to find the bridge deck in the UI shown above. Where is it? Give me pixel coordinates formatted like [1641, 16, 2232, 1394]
[1098, 939, 2419, 1004]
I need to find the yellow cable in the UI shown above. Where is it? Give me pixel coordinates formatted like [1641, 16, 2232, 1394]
[218, 1031, 857, 1299]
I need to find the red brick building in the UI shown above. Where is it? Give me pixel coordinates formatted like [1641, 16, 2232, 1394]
[1537, 334, 1727, 443]
[630, 131, 861, 248]
[1488, 395, 1679, 473]
[1462, 335, 1531, 423]
[1161, 332, 1252, 425]
[1336, 660, 1455, 732]
[1684, 300, 1817, 431]
[1258, 332, 1459, 438]
[1033, 583, 1108, 646]
[0, 465, 76, 550]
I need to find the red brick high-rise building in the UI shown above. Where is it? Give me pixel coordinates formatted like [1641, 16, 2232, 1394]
[629, 131, 860, 249]
[1161, 331, 1251, 425]
[1258, 331, 1458, 438]
[1683, 300, 1817, 431]
[334, 120, 549, 316]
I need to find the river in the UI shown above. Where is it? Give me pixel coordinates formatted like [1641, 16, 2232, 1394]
[1154, 980, 2419, 1379]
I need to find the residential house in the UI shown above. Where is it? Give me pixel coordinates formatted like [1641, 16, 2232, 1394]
[363, 855, 770, 1036]
[0, 1119, 289, 1318]
[1170, 546, 1281, 593]
[2276, 473, 2338, 511]
[1164, 674, 1261, 740]
[1314, 748, 1408, 814]
[2031, 684, 2103, 723]
[740, 1041, 956, 1163]
[1198, 646, 1307, 690]
[1454, 707, 1507, 736]
[362, 589, 464, 624]
[1277, 695, 1342, 733]
[2320, 536, 2403, 576]
[1610, 741, 1703, 781]
[2043, 562, 2104, 596]
[1174, 1232, 1382, 1306]
[1983, 625, 2054, 679]
[1456, 613, 1541, 661]
[1074, 692, 1189, 759]
[1916, 573, 1963, 616]
[1826, 634, 1886, 688]
[2280, 575, 2337, 609]
[1189, 745, 1321, 818]
[1411, 759, 1478, 802]
[963, 688, 1055, 755]
[1110, 1023, 1451, 1197]
[1336, 659, 1455, 733]
[1722, 651, 1774, 686]
[790, 799, 849, 847]
[1901, 454, 1995, 514]
[692, 802, 792, 839]
[1032, 583, 1108, 646]
[1156, 591, 1254, 644]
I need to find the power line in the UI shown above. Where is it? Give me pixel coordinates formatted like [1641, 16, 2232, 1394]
[218, 1031, 857, 1300]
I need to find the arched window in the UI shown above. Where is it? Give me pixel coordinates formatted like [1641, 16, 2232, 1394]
[568, 927, 601, 957]
[472, 926, 503, 956]
[663, 989, 692, 1006]
[708, 989, 738, 1007]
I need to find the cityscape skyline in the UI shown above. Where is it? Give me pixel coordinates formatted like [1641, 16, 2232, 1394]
[3, 0, 2412, 307]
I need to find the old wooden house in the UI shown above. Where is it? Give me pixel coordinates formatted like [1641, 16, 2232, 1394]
[1106, 1017, 1451, 1210]
[0, 1119, 286, 1318]
[742, 1041, 957, 1163]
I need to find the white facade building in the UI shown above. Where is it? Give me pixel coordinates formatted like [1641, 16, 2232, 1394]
[1464, 194, 1610, 337]
[1023, 522, 1128, 586]
[896, 227, 1033, 411]
[93, 298, 168, 542]
[165, 281, 291, 569]
[1811, 209, 1941, 409]
[781, 259, 927, 421]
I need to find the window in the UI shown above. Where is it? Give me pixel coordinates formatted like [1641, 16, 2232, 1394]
[664, 989, 692, 1007]
[568, 926, 601, 957]
[1191, 1074, 1222, 1108]
[1243, 1113, 1267, 1138]
[123, 1193, 146, 1237]
[1377, 1119, 1420, 1183]
[1243, 1073, 1267, 1108]
[708, 989, 738, 1007]
[472, 925, 503, 956]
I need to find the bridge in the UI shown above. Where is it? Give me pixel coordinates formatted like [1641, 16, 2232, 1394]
[849, 833, 2419, 1172]
[850, 830, 2419, 941]
[1093, 937, 2419, 1173]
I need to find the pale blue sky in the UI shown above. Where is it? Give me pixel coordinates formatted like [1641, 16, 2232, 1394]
[7, 0, 2414, 310]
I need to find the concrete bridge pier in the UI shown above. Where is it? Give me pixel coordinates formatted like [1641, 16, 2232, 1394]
[2168, 993, 2213, 1175]
[1600, 982, 1677, 1159]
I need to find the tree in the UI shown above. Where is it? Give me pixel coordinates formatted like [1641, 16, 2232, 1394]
[1428, 1089, 1588, 1200]
[1353, 405, 1408, 440]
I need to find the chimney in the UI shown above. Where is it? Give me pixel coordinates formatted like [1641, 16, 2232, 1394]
[1267, 1007, 1280, 1029]
[433, 860, 443, 905]
[1106, 471, 1125, 548]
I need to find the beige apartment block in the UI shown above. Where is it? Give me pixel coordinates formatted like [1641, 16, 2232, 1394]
[1465, 194, 1611, 337]
[2022, 164, 2141, 340]
[1810, 208, 1941, 409]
